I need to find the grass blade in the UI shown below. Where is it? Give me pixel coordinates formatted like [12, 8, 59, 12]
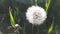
[55, 26, 58, 34]
[56, 30, 58, 34]
[9, 7, 15, 28]
[45, 0, 51, 14]
[48, 17, 54, 34]
[48, 23, 53, 34]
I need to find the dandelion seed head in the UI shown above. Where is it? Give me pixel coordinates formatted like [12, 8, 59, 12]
[26, 6, 47, 25]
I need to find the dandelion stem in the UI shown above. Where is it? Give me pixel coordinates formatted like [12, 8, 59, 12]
[31, 0, 33, 5]
[32, 24, 34, 34]
[35, 0, 38, 6]
[37, 25, 39, 34]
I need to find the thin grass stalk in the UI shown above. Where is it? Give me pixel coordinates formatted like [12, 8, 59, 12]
[9, 6, 21, 34]
[48, 16, 54, 34]
[55, 26, 58, 34]
[45, 0, 51, 14]
[9, 6, 15, 28]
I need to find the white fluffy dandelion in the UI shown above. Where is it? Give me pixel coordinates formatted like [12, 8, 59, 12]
[26, 5, 47, 25]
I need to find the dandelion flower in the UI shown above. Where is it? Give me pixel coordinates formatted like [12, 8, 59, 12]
[26, 5, 47, 25]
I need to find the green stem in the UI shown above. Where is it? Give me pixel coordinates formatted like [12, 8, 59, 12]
[55, 26, 58, 34]
[32, 24, 34, 34]
[37, 25, 39, 34]
[31, 0, 33, 5]
[45, 0, 51, 14]
[35, 0, 38, 6]
[48, 16, 54, 34]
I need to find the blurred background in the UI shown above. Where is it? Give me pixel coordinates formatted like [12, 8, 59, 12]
[0, 0, 60, 34]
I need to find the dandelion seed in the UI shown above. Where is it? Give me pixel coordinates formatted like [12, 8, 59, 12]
[15, 24, 22, 29]
[26, 5, 47, 25]
[15, 24, 19, 27]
